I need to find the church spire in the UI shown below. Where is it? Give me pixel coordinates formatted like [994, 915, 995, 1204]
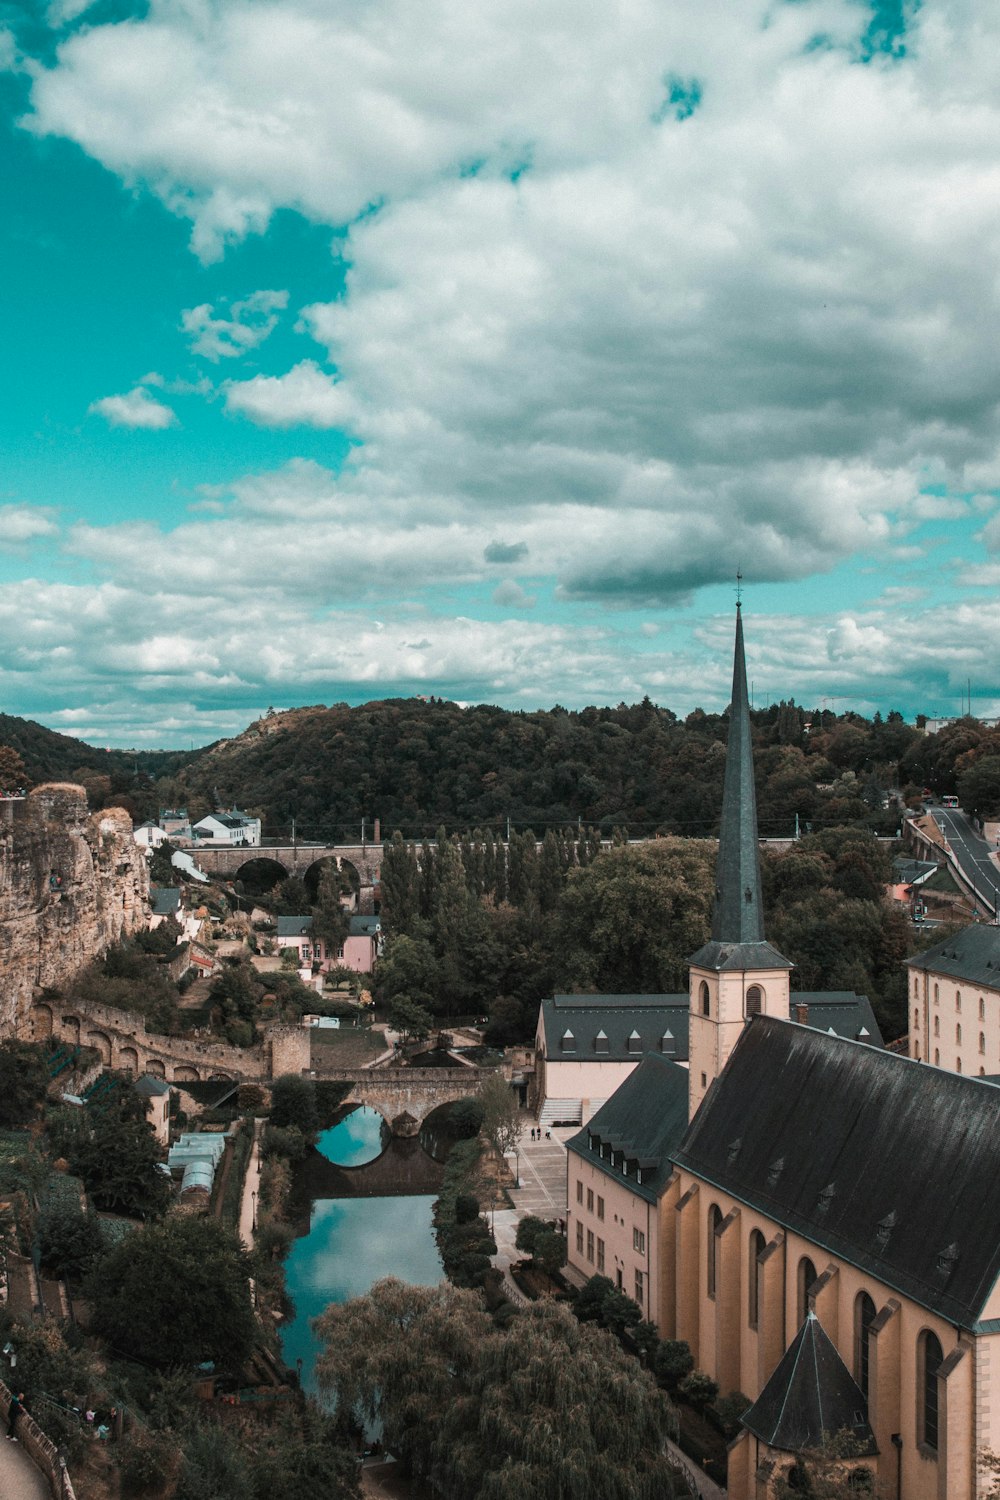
[711, 600, 764, 945]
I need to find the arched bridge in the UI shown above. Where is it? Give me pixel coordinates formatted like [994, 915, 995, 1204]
[189, 841, 380, 890]
[312, 1064, 495, 1131]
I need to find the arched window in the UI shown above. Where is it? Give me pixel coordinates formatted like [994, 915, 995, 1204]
[980, 1066, 986, 1076]
[915, 1043, 921, 1060]
[956, 989, 962, 1011]
[913, 1009, 920, 1030]
[934, 983, 939, 1002]
[700, 980, 710, 1016]
[934, 1015, 939, 1036]
[855, 1292, 877, 1403]
[748, 1229, 766, 1329]
[980, 997, 986, 1020]
[934, 1048, 940, 1065]
[797, 1257, 817, 1325]
[913, 976, 918, 997]
[707, 1204, 723, 1299]
[980, 1033, 986, 1055]
[956, 1023, 962, 1046]
[957, 1057, 963, 1074]
[919, 1330, 944, 1450]
[746, 985, 763, 1018]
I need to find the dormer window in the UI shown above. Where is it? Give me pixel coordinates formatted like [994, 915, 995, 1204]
[875, 1211, 897, 1251]
[627, 1030, 642, 1054]
[594, 1029, 609, 1055]
[766, 1156, 784, 1188]
[660, 1030, 675, 1056]
[561, 1029, 576, 1052]
[936, 1243, 959, 1282]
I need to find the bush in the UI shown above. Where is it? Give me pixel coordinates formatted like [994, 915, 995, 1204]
[455, 1193, 480, 1224]
[269, 1075, 318, 1138]
[653, 1338, 694, 1392]
[120, 1432, 173, 1496]
[37, 1201, 105, 1279]
[713, 1390, 752, 1440]
[263, 1124, 306, 1162]
[514, 1215, 549, 1258]
[679, 1370, 720, 1411]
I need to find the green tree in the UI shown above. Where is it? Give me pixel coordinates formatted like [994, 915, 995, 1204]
[88, 1217, 256, 1371]
[515, 1215, 550, 1258]
[269, 1074, 319, 1138]
[70, 1107, 172, 1219]
[652, 1339, 694, 1392]
[310, 864, 350, 953]
[315, 1278, 683, 1499]
[0, 1040, 49, 1126]
[389, 993, 434, 1044]
[37, 1200, 105, 1279]
[478, 1073, 521, 1160]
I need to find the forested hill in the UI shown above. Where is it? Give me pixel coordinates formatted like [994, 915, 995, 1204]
[160, 696, 927, 841]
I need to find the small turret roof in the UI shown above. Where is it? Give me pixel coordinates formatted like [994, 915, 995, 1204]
[741, 1311, 877, 1456]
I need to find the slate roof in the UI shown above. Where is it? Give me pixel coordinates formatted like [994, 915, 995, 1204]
[349, 915, 380, 937]
[539, 994, 688, 1061]
[905, 922, 1000, 989]
[150, 887, 181, 917]
[539, 990, 881, 1062]
[713, 605, 766, 948]
[688, 938, 793, 973]
[565, 1053, 690, 1203]
[741, 1312, 877, 1456]
[276, 915, 313, 937]
[134, 1075, 171, 1098]
[675, 1016, 1000, 1327]
[892, 857, 939, 887]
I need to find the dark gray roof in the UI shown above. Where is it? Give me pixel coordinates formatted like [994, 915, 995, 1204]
[150, 887, 181, 916]
[566, 1054, 690, 1203]
[712, 605, 766, 948]
[675, 1016, 1000, 1326]
[688, 938, 793, 973]
[790, 993, 884, 1048]
[906, 922, 1000, 988]
[741, 1312, 877, 1456]
[540, 990, 881, 1061]
[276, 915, 313, 937]
[540, 994, 689, 1061]
[892, 857, 939, 886]
[349, 915, 380, 937]
[134, 1075, 171, 1098]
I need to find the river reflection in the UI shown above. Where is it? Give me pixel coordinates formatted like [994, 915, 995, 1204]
[280, 1106, 445, 1397]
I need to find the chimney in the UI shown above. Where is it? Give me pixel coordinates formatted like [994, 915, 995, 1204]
[373, 817, 381, 845]
[795, 1003, 810, 1025]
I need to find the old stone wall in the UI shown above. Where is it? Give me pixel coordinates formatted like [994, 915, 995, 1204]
[0, 785, 148, 1034]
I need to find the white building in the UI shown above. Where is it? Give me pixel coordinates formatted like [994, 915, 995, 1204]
[191, 809, 261, 846]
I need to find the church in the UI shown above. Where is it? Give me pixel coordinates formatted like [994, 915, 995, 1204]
[564, 604, 1000, 1500]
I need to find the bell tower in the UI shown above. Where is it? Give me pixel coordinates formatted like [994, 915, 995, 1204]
[687, 595, 791, 1119]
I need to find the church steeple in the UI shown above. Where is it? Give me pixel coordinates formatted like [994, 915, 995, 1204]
[712, 601, 764, 946]
[686, 596, 792, 1120]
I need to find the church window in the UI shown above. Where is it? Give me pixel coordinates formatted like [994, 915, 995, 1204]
[933, 1015, 939, 1037]
[980, 1033, 986, 1055]
[748, 1229, 766, 1329]
[956, 990, 962, 1011]
[956, 1024, 962, 1046]
[913, 1009, 919, 1029]
[796, 1257, 817, 1325]
[700, 980, 710, 1016]
[915, 1043, 921, 1060]
[934, 984, 939, 1002]
[980, 996, 985, 1019]
[919, 1330, 944, 1451]
[934, 1048, 940, 1065]
[980, 1066, 986, 1076]
[957, 1058, 962, 1074]
[855, 1292, 877, 1402]
[913, 976, 918, 997]
[746, 985, 763, 1018]
[707, 1204, 723, 1299]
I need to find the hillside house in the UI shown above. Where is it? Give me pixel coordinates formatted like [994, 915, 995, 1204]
[191, 809, 261, 846]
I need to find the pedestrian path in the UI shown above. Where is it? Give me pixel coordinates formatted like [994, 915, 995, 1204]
[0, 1434, 51, 1500]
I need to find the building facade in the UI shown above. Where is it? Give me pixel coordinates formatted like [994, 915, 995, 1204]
[907, 923, 1000, 1076]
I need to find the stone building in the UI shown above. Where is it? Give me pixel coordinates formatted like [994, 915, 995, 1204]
[906, 922, 1000, 1076]
[564, 605, 1000, 1499]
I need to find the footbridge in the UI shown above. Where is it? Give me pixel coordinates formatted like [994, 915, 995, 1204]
[188, 841, 380, 892]
[311, 1064, 495, 1131]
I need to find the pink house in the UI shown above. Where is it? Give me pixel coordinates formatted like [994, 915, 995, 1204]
[275, 913, 381, 975]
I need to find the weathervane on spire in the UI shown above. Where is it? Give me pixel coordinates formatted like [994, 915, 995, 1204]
[735, 568, 743, 608]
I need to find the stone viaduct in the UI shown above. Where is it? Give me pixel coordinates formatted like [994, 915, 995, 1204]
[189, 842, 380, 893]
[31, 996, 309, 1084]
[309, 1064, 495, 1131]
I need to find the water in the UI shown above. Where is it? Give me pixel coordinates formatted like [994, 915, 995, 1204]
[279, 1106, 444, 1398]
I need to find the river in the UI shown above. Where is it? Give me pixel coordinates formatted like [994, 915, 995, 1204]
[279, 1106, 446, 1397]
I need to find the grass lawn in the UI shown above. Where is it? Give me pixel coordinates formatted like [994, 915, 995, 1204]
[310, 1025, 387, 1068]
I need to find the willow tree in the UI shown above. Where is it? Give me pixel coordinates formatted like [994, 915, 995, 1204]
[315, 1278, 684, 1500]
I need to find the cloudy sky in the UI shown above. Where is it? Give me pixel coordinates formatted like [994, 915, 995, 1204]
[2, 0, 999, 748]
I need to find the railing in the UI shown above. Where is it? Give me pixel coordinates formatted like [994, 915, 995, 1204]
[0, 1381, 77, 1500]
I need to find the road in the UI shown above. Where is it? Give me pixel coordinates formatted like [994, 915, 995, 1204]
[932, 808, 1000, 918]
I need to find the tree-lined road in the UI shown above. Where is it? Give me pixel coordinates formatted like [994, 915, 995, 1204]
[932, 807, 1000, 919]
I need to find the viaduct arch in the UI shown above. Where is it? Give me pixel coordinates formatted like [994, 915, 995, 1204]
[310, 1064, 496, 1131]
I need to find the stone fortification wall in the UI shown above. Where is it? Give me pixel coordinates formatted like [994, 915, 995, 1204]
[0, 784, 148, 1033]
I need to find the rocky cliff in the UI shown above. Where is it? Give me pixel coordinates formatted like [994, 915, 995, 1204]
[0, 784, 149, 1033]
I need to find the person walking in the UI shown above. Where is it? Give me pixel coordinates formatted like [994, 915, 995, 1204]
[6, 1391, 24, 1441]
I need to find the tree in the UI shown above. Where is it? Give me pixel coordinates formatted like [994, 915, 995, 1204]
[652, 1339, 694, 1392]
[88, 1216, 257, 1371]
[37, 1200, 105, 1279]
[389, 993, 434, 1044]
[315, 1278, 683, 1499]
[310, 864, 350, 953]
[69, 1107, 172, 1219]
[0, 743, 29, 792]
[0, 1040, 49, 1126]
[478, 1073, 521, 1161]
[269, 1074, 319, 1138]
[515, 1215, 550, 1258]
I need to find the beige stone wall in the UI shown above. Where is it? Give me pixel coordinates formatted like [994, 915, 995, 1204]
[907, 961, 1000, 1078]
[0, 786, 148, 1034]
[688, 964, 790, 1117]
[675, 1168, 986, 1500]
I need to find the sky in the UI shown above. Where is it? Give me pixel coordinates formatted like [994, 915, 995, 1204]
[1, 0, 1000, 749]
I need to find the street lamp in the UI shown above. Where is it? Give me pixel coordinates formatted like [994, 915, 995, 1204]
[250, 1190, 257, 1230]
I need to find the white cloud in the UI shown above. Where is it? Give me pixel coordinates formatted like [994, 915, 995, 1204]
[223, 360, 357, 428]
[89, 384, 177, 430]
[492, 579, 536, 610]
[181, 289, 288, 361]
[0, 505, 58, 543]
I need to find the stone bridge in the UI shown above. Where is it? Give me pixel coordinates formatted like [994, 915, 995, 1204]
[311, 1064, 495, 1130]
[188, 842, 380, 891]
[30, 996, 309, 1085]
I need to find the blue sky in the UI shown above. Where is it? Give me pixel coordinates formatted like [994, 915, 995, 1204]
[1, 0, 999, 747]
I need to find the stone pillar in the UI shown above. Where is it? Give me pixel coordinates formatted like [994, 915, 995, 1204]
[938, 1342, 973, 1500]
[716, 1206, 742, 1394]
[757, 1233, 786, 1396]
[656, 1174, 681, 1340]
[868, 1297, 900, 1492]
